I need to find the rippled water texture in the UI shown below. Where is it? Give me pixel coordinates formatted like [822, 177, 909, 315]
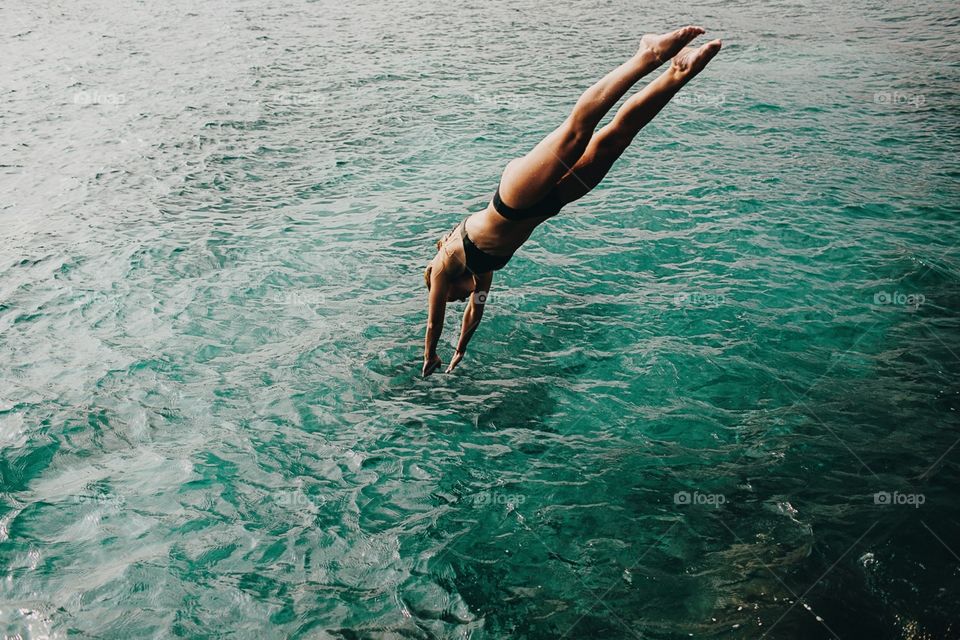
[2, 0, 959, 637]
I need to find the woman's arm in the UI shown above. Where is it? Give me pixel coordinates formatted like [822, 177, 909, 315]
[446, 272, 493, 373]
[423, 268, 449, 377]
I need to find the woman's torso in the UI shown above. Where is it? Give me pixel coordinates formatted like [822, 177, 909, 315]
[463, 203, 552, 257]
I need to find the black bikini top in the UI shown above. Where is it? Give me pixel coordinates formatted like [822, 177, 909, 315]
[460, 219, 512, 275]
[492, 184, 565, 221]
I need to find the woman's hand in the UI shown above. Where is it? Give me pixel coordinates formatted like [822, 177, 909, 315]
[445, 350, 464, 373]
[448, 272, 492, 376]
[422, 353, 442, 378]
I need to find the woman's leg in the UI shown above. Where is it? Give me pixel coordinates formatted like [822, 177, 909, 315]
[553, 39, 722, 204]
[497, 26, 706, 209]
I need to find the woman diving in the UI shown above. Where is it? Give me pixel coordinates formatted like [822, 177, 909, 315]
[422, 26, 722, 377]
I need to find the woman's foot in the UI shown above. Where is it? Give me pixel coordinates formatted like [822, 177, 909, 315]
[669, 40, 723, 78]
[640, 26, 705, 63]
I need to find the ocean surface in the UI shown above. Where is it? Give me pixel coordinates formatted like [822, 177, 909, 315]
[1, 0, 959, 638]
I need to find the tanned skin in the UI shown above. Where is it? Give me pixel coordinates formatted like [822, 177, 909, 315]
[423, 27, 722, 377]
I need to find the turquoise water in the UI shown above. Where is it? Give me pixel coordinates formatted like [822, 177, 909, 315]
[2, 0, 959, 637]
